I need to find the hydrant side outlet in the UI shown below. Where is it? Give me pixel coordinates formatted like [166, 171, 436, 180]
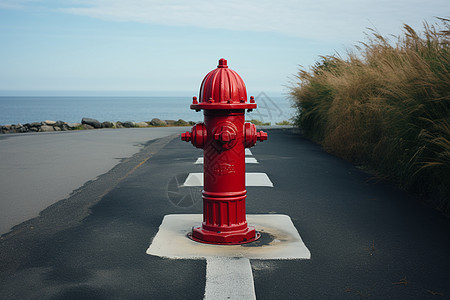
[181, 58, 268, 245]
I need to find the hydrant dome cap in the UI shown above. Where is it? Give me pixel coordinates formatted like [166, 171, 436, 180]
[191, 58, 257, 110]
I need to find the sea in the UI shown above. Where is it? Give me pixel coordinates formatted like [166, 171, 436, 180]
[0, 95, 294, 126]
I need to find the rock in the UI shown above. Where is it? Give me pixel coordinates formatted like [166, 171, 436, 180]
[44, 120, 56, 125]
[53, 126, 61, 131]
[121, 121, 136, 128]
[68, 123, 81, 129]
[30, 122, 41, 127]
[135, 122, 149, 128]
[40, 125, 54, 132]
[81, 124, 95, 130]
[55, 120, 67, 127]
[165, 120, 176, 126]
[29, 127, 38, 132]
[150, 118, 167, 127]
[82, 117, 101, 129]
[102, 121, 114, 128]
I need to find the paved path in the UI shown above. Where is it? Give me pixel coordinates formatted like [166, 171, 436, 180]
[0, 127, 188, 235]
[1, 128, 449, 299]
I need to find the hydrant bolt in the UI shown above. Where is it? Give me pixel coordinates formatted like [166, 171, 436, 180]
[257, 131, 268, 142]
[181, 131, 191, 142]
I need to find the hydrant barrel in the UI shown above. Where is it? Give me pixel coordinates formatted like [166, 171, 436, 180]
[181, 58, 267, 245]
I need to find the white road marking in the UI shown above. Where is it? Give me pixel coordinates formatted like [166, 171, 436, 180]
[194, 157, 259, 164]
[245, 172, 273, 187]
[183, 173, 273, 187]
[245, 157, 258, 164]
[245, 149, 252, 156]
[205, 257, 256, 300]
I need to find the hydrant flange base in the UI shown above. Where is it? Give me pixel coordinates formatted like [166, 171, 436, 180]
[187, 229, 261, 245]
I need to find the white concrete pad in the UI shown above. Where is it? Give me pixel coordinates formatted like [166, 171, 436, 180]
[194, 157, 259, 164]
[183, 173, 273, 187]
[147, 214, 311, 260]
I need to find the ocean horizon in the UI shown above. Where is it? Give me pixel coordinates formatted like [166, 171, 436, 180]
[0, 94, 294, 126]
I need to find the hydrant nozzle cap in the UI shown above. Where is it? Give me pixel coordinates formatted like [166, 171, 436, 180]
[218, 58, 228, 68]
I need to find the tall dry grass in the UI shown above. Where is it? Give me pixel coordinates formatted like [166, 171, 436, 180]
[290, 19, 450, 215]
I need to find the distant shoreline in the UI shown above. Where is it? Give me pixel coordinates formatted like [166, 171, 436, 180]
[1, 117, 195, 134]
[1, 117, 293, 134]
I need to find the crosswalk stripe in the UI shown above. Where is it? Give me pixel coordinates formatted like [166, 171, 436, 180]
[183, 173, 273, 187]
[194, 157, 259, 164]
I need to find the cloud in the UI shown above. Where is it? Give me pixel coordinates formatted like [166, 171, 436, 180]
[0, 0, 32, 9]
[5, 0, 450, 42]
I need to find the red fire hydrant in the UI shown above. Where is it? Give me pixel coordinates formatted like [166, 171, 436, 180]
[181, 58, 268, 244]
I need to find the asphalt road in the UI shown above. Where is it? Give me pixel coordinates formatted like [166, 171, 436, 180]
[1, 128, 449, 299]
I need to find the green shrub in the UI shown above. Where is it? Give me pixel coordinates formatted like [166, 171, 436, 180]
[290, 19, 450, 215]
[246, 119, 271, 126]
[276, 120, 293, 125]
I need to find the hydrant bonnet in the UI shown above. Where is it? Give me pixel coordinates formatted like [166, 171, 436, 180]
[191, 58, 257, 110]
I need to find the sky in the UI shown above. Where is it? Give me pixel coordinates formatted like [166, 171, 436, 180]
[0, 0, 448, 97]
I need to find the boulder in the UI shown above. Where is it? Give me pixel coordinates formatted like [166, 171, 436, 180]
[165, 120, 176, 126]
[40, 125, 54, 132]
[150, 118, 167, 127]
[82, 117, 101, 129]
[102, 121, 114, 128]
[121, 121, 136, 128]
[135, 122, 148, 128]
[44, 120, 56, 125]
[81, 124, 95, 130]
[68, 123, 81, 129]
[55, 120, 67, 127]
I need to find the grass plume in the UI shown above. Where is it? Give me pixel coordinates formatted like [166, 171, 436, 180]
[290, 19, 450, 215]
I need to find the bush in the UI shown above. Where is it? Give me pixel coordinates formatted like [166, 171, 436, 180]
[290, 19, 450, 215]
[276, 120, 293, 125]
[246, 119, 271, 126]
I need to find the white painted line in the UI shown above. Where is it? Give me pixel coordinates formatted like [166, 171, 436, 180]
[183, 173, 273, 187]
[183, 173, 204, 186]
[245, 157, 258, 164]
[245, 149, 252, 156]
[147, 214, 311, 259]
[194, 157, 258, 164]
[245, 172, 273, 187]
[205, 257, 256, 300]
